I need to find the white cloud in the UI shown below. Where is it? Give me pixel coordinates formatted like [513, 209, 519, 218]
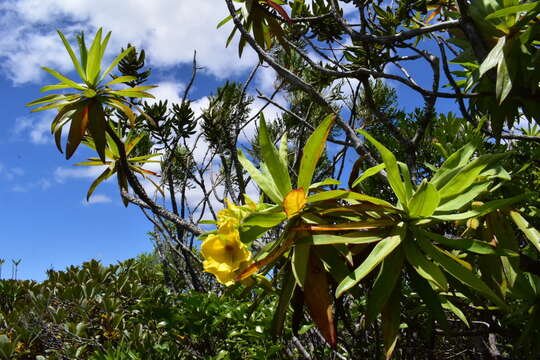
[10, 178, 51, 192]
[148, 81, 186, 106]
[0, 0, 258, 84]
[0, 163, 25, 181]
[13, 114, 52, 144]
[83, 193, 112, 205]
[54, 165, 107, 183]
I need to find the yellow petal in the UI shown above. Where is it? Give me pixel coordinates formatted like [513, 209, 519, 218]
[283, 188, 307, 218]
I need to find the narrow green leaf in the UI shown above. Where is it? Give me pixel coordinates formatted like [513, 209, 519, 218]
[436, 181, 491, 212]
[479, 37, 505, 78]
[485, 2, 540, 19]
[357, 130, 408, 207]
[432, 194, 526, 221]
[381, 288, 400, 360]
[409, 179, 440, 218]
[41, 67, 86, 90]
[398, 162, 414, 200]
[271, 267, 296, 337]
[57, 30, 86, 81]
[100, 47, 135, 83]
[416, 235, 506, 308]
[40, 83, 73, 92]
[336, 223, 404, 298]
[86, 168, 113, 200]
[297, 114, 335, 191]
[496, 53, 512, 104]
[404, 239, 448, 291]
[217, 14, 233, 28]
[366, 247, 404, 323]
[419, 229, 518, 256]
[242, 212, 287, 227]
[278, 132, 288, 171]
[307, 190, 397, 209]
[66, 106, 88, 159]
[440, 298, 469, 327]
[310, 178, 340, 189]
[85, 28, 103, 84]
[26, 94, 66, 107]
[259, 114, 292, 196]
[510, 211, 540, 253]
[104, 75, 137, 87]
[438, 153, 508, 201]
[298, 231, 385, 246]
[431, 143, 476, 185]
[292, 243, 311, 288]
[408, 268, 448, 329]
[87, 102, 107, 162]
[77, 32, 88, 71]
[351, 163, 385, 188]
[238, 150, 282, 204]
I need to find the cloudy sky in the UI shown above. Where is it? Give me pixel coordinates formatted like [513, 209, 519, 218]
[0, 0, 283, 280]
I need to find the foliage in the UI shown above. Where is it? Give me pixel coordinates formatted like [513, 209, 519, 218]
[0, 256, 284, 359]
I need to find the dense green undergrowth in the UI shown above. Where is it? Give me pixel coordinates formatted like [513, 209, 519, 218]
[0, 256, 283, 360]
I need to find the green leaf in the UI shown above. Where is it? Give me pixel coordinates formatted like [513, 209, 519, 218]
[278, 132, 288, 171]
[398, 162, 414, 200]
[57, 30, 86, 81]
[436, 181, 491, 212]
[242, 212, 287, 227]
[66, 106, 89, 159]
[416, 235, 506, 308]
[271, 267, 296, 337]
[309, 178, 340, 189]
[431, 194, 526, 221]
[104, 75, 137, 87]
[485, 2, 540, 20]
[351, 163, 385, 188]
[217, 14, 233, 28]
[479, 36, 505, 78]
[496, 52, 512, 104]
[100, 47, 135, 84]
[86, 168, 114, 200]
[409, 179, 440, 218]
[510, 211, 540, 253]
[437, 153, 508, 201]
[85, 28, 103, 84]
[431, 143, 476, 185]
[40, 67, 86, 90]
[419, 229, 518, 256]
[292, 243, 311, 288]
[307, 190, 397, 209]
[404, 239, 448, 291]
[86, 102, 107, 162]
[408, 268, 448, 329]
[336, 223, 404, 297]
[238, 150, 282, 204]
[357, 130, 408, 208]
[26, 94, 67, 107]
[40, 83, 74, 92]
[366, 247, 404, 323]
[382, 288, 400, 360]
[297, 114, 335, 191]
[298, 231, 386, 245]
[440, 297, 469, 327]
[259, 114, 292, 197]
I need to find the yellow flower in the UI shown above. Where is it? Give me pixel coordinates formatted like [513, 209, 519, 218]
[201, 232, 252, 286]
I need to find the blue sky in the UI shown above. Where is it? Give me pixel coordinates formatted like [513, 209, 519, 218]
[0, 0, 464, 281]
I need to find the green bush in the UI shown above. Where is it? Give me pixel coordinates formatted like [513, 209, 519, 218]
[0, 256, 284, 359]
